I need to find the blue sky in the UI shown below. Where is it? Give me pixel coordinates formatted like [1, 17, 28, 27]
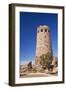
[20, 12, 58, 64]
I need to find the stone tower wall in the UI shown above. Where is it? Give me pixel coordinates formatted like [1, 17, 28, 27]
[36, 25, 52, 57]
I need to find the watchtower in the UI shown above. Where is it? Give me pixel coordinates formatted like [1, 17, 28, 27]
[35, 25, 53, 65]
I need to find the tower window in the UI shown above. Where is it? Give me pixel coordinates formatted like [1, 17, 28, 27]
[45, 29, 47, 32]
[41, 29, 43, 32]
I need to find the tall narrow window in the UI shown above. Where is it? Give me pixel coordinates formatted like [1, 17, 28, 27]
[41, 29, 43, 32]
[45, 29, 47, 32]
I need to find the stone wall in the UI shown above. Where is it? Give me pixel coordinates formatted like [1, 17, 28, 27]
[35, 25, 53, 65]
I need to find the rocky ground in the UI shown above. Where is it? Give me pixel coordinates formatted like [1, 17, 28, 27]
[20, 63, 58, 78]
[20, 56, 58, 78]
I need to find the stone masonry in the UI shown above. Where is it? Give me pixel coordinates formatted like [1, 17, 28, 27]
[35, 25, 53, 65]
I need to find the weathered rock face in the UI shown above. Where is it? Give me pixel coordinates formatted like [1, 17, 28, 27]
[27, 61, 32, 71]
[20, 57, 58, 76]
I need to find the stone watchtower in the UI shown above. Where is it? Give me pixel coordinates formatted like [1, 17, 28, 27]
[35, 25, 53, 66]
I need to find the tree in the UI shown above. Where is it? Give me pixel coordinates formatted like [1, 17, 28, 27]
[40, 52, 53, 68]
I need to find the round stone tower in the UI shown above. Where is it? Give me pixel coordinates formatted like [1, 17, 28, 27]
[35, 25, 53, 65]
